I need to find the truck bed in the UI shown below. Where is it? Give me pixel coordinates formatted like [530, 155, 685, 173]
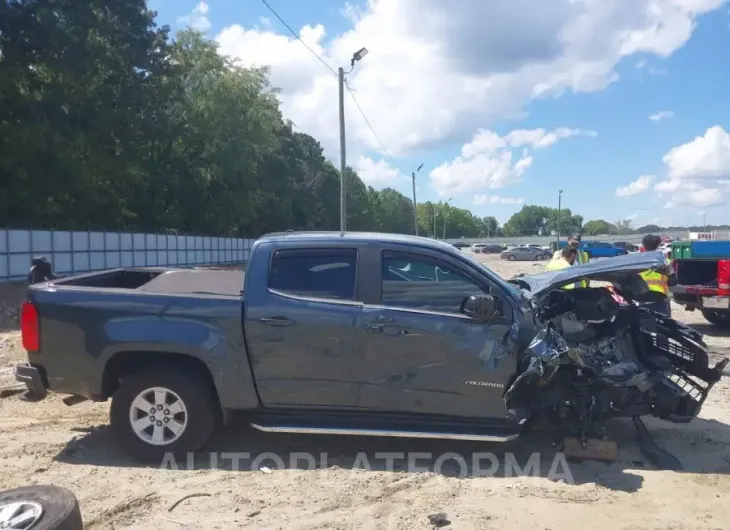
[50, 267, 244, 297]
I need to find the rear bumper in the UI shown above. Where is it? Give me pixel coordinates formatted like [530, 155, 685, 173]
[671, 287, 730, 311]
[14, 362, 48, 400]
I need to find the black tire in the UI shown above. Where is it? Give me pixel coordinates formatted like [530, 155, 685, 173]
[0, 485, 82, 530]
[535, 254, 545, 261]
[508, 255, 516, 261]
[701, 309, 730, 328]
[110, 369, 219, 463]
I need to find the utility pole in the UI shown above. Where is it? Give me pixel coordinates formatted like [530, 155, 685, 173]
[412, 163, 424, 235]
[442, 197, 453, 240]
[338, 48, 369, 233]
[433, 204, 437, 238]
[556, 189, 563, 246]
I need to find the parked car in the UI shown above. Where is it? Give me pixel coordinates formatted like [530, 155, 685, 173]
[659, 243, 672, 259]
[15, 234, 727, 463]
[501, 246, 552, 261]
[614, 241, 639, 252]
[582, 241, 629, 258]
[452, 242, 471, 249]
[473, 244, 503, 254]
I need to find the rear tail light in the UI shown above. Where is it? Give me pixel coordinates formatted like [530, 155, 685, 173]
[718, 260, 730, 296]
[20, 302, 39, 352]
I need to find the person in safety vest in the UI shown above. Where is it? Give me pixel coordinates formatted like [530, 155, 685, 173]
[550, 232, 589, 287]
[545, 246, 585, 290]
[639, 234, 674, 316]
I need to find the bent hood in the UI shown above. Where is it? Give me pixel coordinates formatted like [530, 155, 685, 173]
[509, 251, 669, 300]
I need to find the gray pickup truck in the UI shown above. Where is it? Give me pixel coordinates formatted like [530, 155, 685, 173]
[16, 232, 727, 462]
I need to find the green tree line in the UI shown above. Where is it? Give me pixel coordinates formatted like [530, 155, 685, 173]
[0, 1, 494, 238]
[2, 2, 726, 240]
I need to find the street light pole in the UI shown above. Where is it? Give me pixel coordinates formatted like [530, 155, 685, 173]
[338, 47, 369, 233]
[556, 189, 563, 247]
[433, 204, 437, 238]
[412, 163, 423, 235]
[338, 67, 347, 233]
[442, 197, 453, 240]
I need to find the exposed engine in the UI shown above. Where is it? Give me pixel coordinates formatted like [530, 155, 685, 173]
[504, 286, 728, 441]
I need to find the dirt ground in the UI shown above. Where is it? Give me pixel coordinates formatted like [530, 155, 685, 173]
[1, 255, 730, 530]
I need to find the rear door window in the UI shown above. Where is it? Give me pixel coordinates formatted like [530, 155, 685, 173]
[269, 248, 357, 301]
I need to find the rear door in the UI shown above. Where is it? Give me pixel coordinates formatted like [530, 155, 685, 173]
[244, 247, 365, 409]
[357, 247, 519, 419]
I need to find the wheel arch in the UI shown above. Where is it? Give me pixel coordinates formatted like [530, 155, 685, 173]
[100, 350, 233, 424]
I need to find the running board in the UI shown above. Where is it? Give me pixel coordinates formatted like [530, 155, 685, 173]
[249, 423, 519, 442]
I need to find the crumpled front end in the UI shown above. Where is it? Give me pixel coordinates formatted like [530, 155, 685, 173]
[503, 286, 728, 439]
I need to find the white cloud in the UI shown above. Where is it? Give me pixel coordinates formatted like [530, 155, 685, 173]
[179, 2, 212, 32]
[429, 127, 589, 196]
[214, 0, 725, 159]
[626, 213, 639, 221]
[649, 110, 675, 121]
[355, 156, 405, 186]
[616, 175, 656, 196]
[473, 194, 525, 205]
[655, 125, 730, 207]
[505, 128, 597, 149]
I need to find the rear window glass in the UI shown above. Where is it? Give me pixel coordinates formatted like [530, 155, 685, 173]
[269, 249, 357, 301]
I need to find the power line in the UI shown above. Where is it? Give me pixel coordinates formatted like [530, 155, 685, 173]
[259, 0, 406, 180]
[344, 79, 406, 176]
[258, 0, 338, 78]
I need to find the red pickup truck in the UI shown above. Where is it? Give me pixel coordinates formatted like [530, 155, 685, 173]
[670, 240, 730, 328]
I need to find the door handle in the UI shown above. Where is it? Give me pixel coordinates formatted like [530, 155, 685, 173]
[364, 316, 393, 333]
[259, 316, 296, 327]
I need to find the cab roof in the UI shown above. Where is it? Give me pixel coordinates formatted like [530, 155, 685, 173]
[258, 231, 457, 250]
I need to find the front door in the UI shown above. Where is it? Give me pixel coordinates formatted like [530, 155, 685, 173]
[358, 249, 518, 419]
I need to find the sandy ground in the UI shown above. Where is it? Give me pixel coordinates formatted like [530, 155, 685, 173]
[1, 256, 730, 530]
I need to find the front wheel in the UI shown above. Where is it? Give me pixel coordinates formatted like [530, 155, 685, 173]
[508, 255, 516, 261]
[702, 309, 730, 328]
[110, 369, 219, 463]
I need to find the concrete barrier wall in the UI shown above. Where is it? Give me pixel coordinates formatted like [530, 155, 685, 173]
[0, 228, 255, 282]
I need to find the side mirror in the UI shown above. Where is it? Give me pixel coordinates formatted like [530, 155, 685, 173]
[461, 294, 502, 321]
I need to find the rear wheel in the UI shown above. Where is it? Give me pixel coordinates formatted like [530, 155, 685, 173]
[110, 369, 219, 463]
[701, 309, 730, 328]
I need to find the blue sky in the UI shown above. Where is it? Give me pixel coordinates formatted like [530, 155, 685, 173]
[151, 0, 730, 227]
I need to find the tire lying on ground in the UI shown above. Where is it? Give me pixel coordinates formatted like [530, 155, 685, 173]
[0, 485, 83, 530]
